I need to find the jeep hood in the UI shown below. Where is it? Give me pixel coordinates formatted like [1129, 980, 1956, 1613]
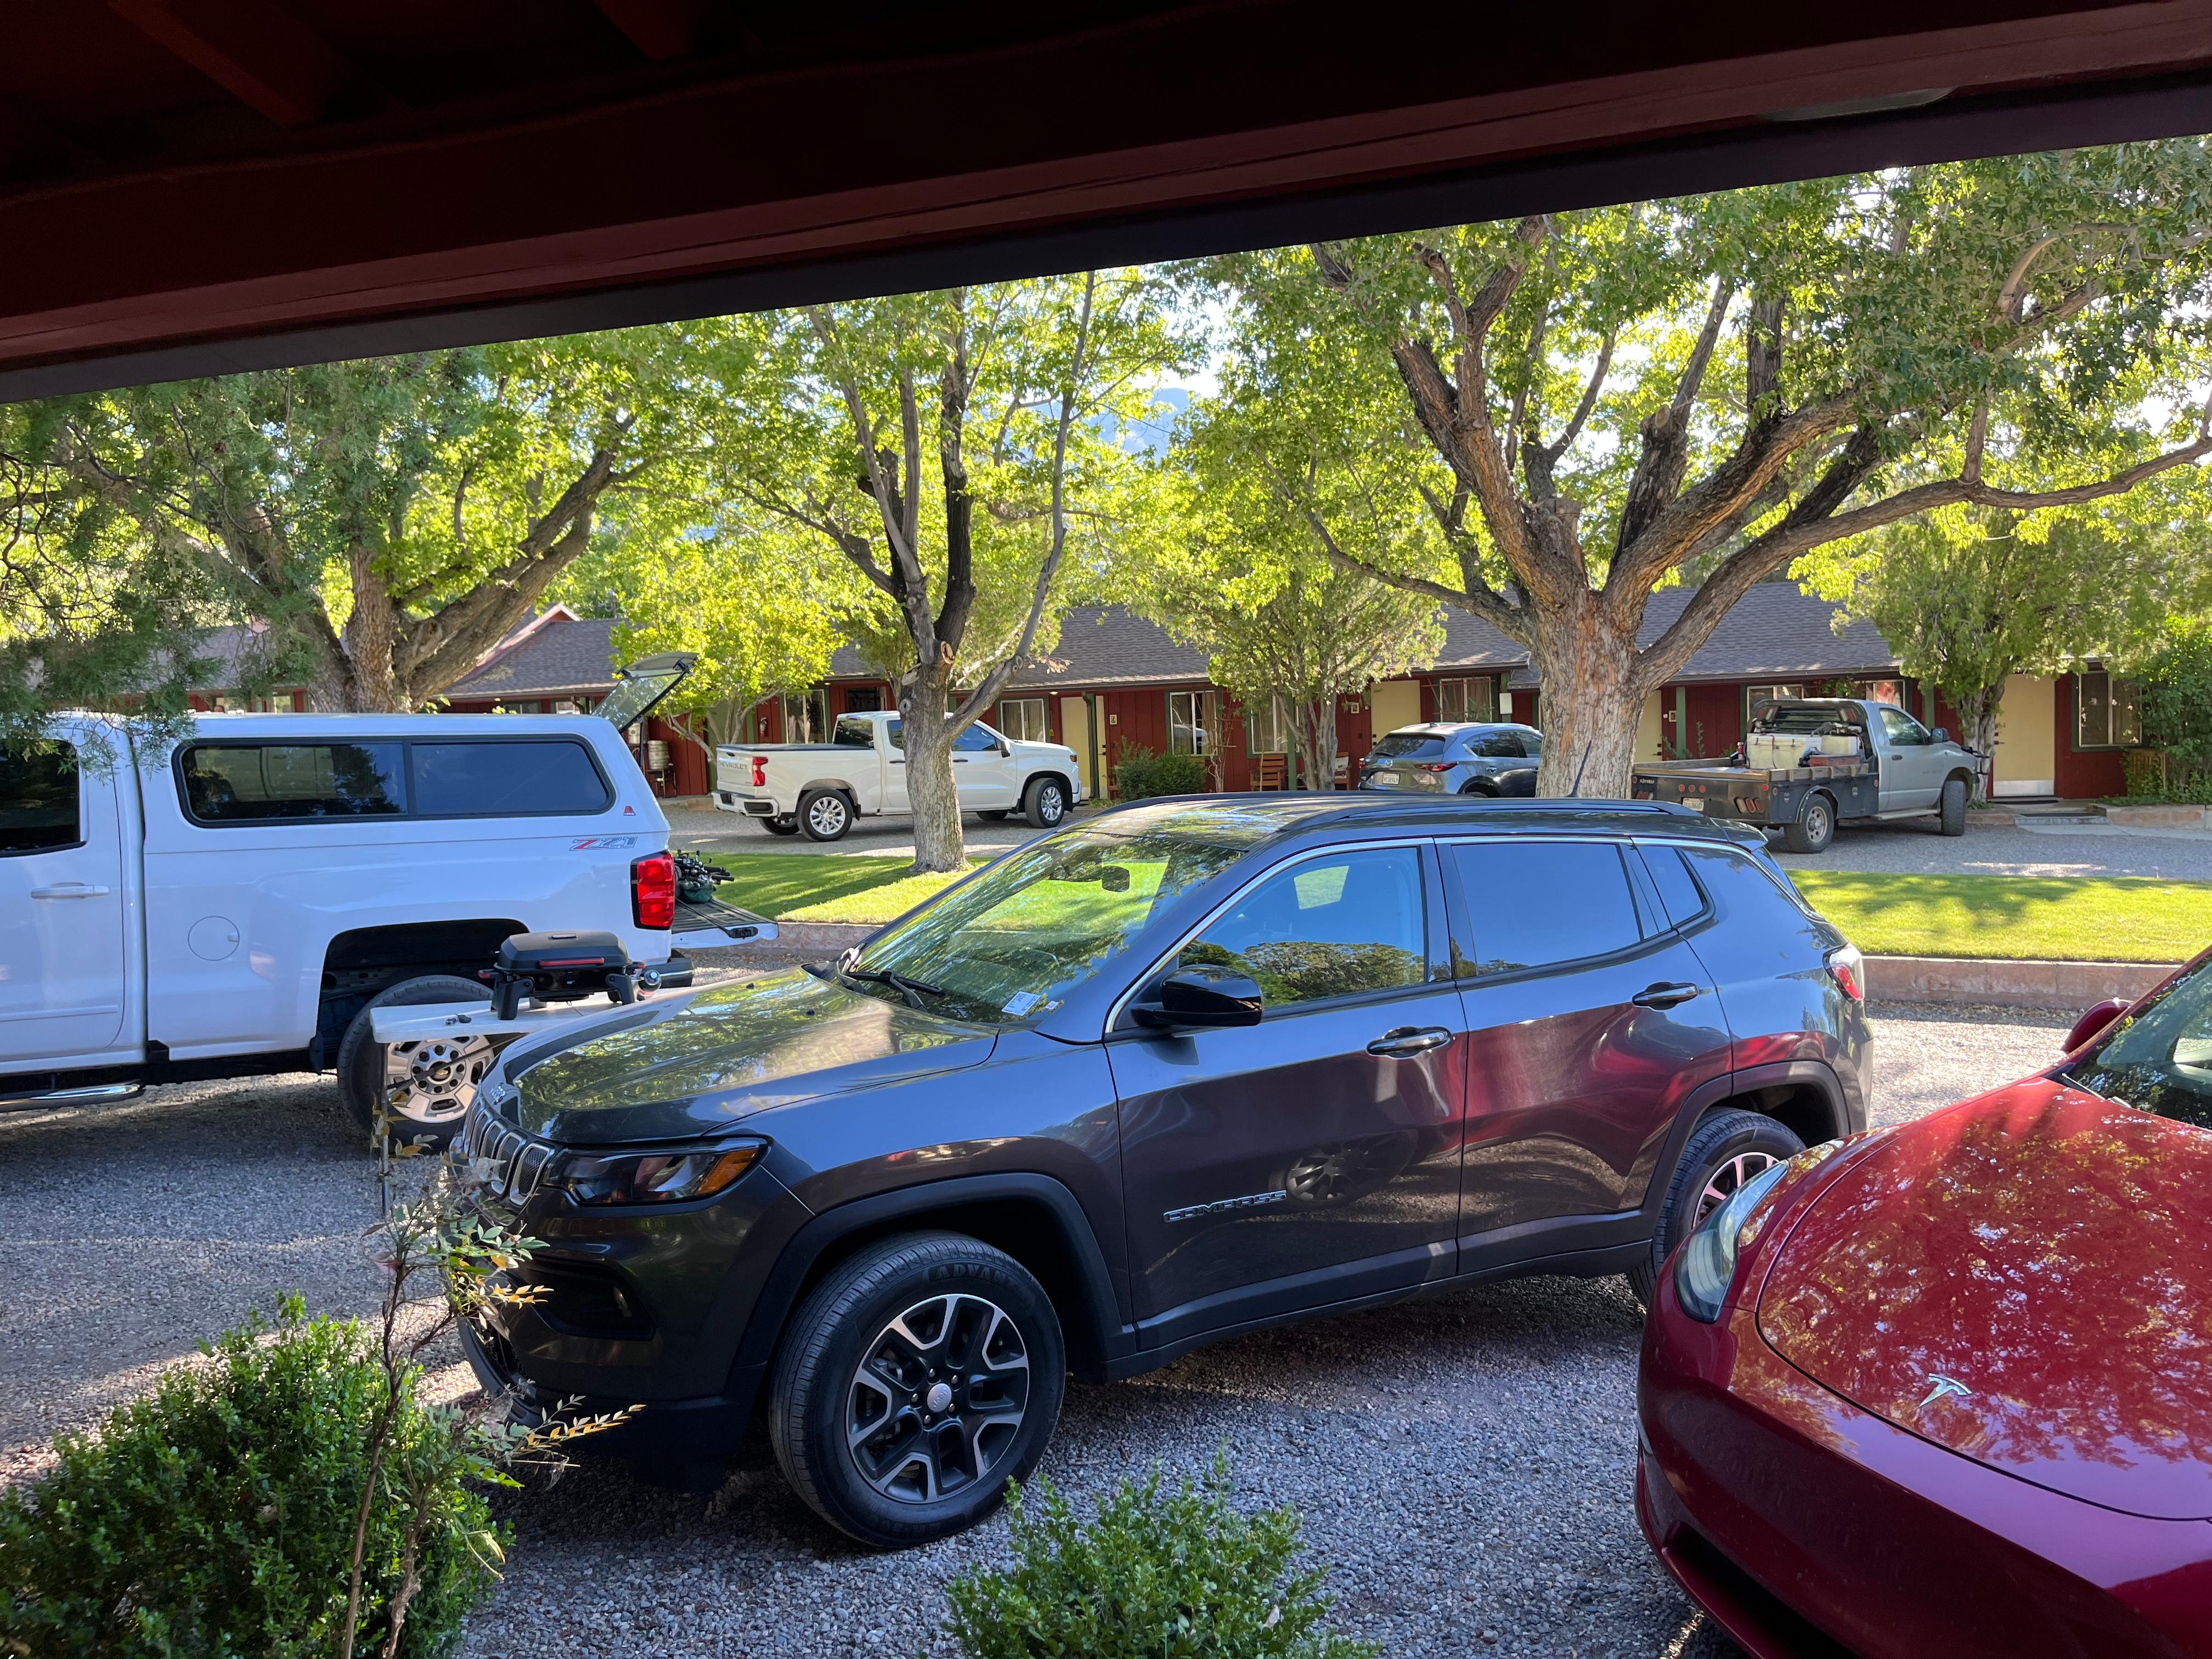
[1758, 1080, 2212, 1521]
[506, 969, 996, 1145]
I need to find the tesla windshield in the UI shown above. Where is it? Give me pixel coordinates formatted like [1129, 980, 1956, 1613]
[2064, 958, 2212, 1130]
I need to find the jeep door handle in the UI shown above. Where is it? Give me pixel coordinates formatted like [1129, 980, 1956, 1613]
[1366, 1025, 1453, 1058]
[31, 883, 110, 899]
[1632, 981, 1702, 1009]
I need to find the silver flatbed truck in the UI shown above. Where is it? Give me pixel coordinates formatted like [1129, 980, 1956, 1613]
[1631, 697, 1980, 854]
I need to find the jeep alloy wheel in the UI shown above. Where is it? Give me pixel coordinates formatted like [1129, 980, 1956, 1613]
[847, 1293, 1030, 1503]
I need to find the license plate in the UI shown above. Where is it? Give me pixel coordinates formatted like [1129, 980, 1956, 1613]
[1681, 795, 1706, 812]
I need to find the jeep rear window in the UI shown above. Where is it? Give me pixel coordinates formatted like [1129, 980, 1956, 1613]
[183, 743, 405, 822]
[1, 742, 79, 853]
[1451, 840, 1644, 974]
[410, 740, 610, 816]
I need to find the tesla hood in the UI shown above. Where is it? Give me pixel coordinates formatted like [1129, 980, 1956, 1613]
[1758, 1080, 2212, 1521]
[507, 969, 996, 1145]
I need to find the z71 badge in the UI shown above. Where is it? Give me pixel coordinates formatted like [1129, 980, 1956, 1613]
[569, 835, 639, 851]
[1164, 1189, 1288, 1224]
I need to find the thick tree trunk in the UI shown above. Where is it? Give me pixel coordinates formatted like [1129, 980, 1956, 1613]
[1960, 687, 2002, 802]
[1531, 597, 1645, 799]
[902, 664, 966, 873]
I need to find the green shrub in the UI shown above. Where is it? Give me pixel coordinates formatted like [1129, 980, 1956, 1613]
[944, 1453, 1376, 1659]
[1113, 743, 1209, 802]
[0, 1296, 499, 1659]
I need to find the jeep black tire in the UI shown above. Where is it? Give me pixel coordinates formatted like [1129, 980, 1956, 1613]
[1023, 775, 1070, 830]
[1781, 790, 1835, 854]
[1630, 1108, 1805, 1307]
[337, 974, 496, 1149]
[1938, 775, 1968, 837]
[769, 1231, 1065, 1548]
[761, 814, 801, 836]
[799, 788, 854, 842]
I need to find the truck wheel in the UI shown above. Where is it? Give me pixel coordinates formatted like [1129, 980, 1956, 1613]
[1781, 791, 1835, 854]
[761, 814, 801, 836]
[769, 1231, 1065, 1548]
[1023, 776, 1069, 829]
[1629, 1109, 1804, 1307]
[337, 974, 496, 1149]
[1938, 776, 1968, 837]
[799, 789, 853, 842]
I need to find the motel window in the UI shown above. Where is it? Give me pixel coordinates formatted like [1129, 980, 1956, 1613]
[2075, 670, 2142, 749]
[997, 697, 1049, 742]
[1245, 695, 1291, 755]
[781, 689, 831, 743]
[1436, 677, 1495, 723]
[1169, 690, 1216, 755]
[1742, 684, 1804, 723]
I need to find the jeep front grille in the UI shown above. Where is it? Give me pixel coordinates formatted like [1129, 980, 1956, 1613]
[457, 1099, 556, 1204]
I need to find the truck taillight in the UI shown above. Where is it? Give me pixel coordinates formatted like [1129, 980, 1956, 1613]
[751, 756, 768, 787]
[631, 852, 676, 930]
[1826, 943, 1865, 1002]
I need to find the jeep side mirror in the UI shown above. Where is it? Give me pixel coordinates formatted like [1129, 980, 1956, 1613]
[1131, 966, 1264, 1030]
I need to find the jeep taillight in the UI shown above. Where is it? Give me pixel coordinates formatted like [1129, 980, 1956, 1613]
[751, 755, 768, 788]
[1826, 943, 1865, 1002]
[631, 851, 676, 930]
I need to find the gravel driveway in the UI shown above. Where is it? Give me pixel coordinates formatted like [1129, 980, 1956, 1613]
[1, 1005, 2069, 1657]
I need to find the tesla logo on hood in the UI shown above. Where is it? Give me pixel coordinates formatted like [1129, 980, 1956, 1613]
[1918, 1374, 1973, 1409]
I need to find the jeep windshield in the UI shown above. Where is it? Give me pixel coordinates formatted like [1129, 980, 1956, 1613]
[844, 805, 1276, 1025]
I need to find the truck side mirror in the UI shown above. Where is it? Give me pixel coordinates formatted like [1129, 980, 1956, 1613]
[998, 738, 1012, 756]
[1932, 727, 1950, 743]
[1131, 966, 1264, 1030]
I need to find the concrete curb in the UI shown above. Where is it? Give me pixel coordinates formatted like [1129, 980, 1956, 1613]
[2105, 804, 2212, 830]
[1866, 954, 2176, 1010]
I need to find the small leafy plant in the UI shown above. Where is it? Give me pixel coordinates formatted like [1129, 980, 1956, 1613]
[943, 1451, 1376, 1659]
[1113, 743, 1209, 802]
[0, 1171, 632, 1659]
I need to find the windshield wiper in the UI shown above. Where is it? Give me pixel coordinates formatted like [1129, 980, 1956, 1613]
[804, 959, 950, 1011]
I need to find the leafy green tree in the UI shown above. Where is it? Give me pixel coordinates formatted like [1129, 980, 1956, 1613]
[1203, 142, 2212, 795]
[3, 323, 757, 714]
[2134, 618, 2212, 799]
[1797, 503, 2203, 793]
[727, 274, 1188, 871]
[558, 509, 860, 751]
[1126, 382, 1444, 789]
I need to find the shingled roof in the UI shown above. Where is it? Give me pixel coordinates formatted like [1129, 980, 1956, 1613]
[444, 615, 620, 701]
[448, 583, 1899, 706]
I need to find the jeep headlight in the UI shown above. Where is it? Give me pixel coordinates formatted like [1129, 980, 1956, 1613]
[557, 1140, 766, 1206]
[1673, 1159, 1793, 1323]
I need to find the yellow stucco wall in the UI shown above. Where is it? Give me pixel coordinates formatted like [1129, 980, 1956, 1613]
[1637, 691, 1664, 763]
[1369, 679, 1423, 737]
[1992, 674, 2056, 797]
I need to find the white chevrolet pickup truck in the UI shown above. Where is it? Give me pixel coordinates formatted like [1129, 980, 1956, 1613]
[0, 655, 737, 1142]
[714, 709, 1084, 840]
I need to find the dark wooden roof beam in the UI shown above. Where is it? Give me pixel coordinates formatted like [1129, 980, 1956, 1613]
[591, 0, 709, 61]
[108, 0, 349, 126]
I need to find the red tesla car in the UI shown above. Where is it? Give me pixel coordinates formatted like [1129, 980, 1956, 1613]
[1638, 948, 2212, 1657]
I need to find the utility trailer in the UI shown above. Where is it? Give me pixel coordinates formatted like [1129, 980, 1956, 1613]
[1633, 697, 1980, 854]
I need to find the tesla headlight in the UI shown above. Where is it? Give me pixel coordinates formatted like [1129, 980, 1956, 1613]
[557, 1140, 766, 1206]
[1673, 1158, 1794, 1323]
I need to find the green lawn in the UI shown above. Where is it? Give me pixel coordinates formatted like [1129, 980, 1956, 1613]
[714, 853, 984, 925]
[1790, 871, 2212, 962]
[720, 852, 2212, 962]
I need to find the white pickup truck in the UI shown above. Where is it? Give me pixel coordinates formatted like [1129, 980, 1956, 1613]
[714, 709, 1085, 840]
[0, 654, 734, 1142]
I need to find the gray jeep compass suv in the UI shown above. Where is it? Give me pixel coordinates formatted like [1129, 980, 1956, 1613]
[454, 795, 1871, 1547]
